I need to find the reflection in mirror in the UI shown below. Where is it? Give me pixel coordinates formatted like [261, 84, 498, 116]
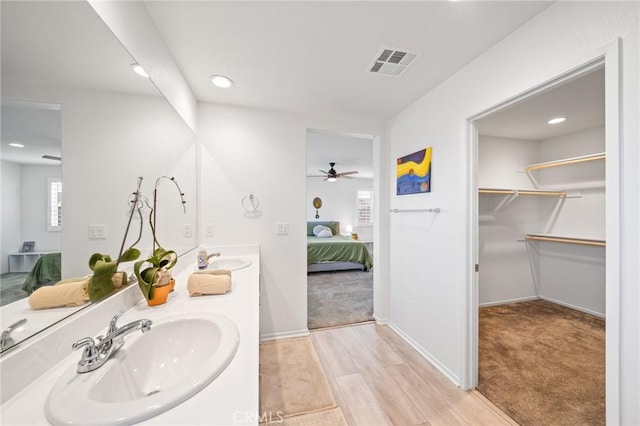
[0, 1, 198, 354]
[1, 99, 62, 306]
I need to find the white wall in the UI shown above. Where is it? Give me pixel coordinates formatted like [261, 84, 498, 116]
[306, 177, 374, 241]
[20, 165, 62, 253]
[60, 88, 197, 276]
[387, 2, 638, 423]
[478, 136, 541, 305]
[1, 161, 22, 273]
[1, 163, 62, 273]
[536, 126, 605, 316]
[197, 102, 383, 339]
[538, 126, 605, 239]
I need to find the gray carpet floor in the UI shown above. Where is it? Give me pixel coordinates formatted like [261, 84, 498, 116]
[1, 273, 29, 306]
[307, 270, 373, 329]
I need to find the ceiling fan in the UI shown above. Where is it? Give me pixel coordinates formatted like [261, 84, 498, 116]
[316, 162, 358, 182]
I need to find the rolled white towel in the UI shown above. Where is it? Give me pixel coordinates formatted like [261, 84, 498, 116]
[28, 277, 90, 310]
[187, 270, 232, 296]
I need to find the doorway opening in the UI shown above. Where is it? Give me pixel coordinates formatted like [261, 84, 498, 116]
[306, 129, 375, 330]
[470, 64, 610, 425]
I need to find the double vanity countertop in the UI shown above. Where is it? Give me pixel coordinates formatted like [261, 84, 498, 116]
[1, 245, 260, 425]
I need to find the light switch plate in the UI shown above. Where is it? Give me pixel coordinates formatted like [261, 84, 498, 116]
[276, 223, 289, 236]
[89, 225, 107, 239]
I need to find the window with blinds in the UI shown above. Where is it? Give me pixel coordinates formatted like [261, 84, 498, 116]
[356, 190, 373, 226]
[48, 177, 62, 231]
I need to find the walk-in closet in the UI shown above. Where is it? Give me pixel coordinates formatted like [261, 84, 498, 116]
[475, 67, 606, 425]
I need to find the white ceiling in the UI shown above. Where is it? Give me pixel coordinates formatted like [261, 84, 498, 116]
[144, 1, 553, 120]
[1, 100, 62, 166]
[307, 130, 374, 179]
[2, 1, 558, 168]
[476, 67, 605, 141]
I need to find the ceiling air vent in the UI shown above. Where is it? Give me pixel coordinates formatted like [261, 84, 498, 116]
[368, 47, 420, 77]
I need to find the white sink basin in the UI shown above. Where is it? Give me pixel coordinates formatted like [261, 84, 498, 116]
[45, 313, 239, 425]
[207, 257, 252, 271]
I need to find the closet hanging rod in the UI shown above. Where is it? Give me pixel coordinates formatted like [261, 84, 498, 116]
[525, 152, 605, 172]
[479, 188, 566, 197]
[390, 208, 441, 214]
[525, 234, 605, 247]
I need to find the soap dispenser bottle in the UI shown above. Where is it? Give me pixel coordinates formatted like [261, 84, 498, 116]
[197, 248, 209, 270]
[197, 247, 221, 270]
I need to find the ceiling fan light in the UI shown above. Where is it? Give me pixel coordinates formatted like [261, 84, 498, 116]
[327, 177, 337, 182]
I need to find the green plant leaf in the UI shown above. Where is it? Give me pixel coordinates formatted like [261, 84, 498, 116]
[88, 253, 112, 271]
[134, 260, 161, 300]
[120, 248, 140, 263]
[133, 247, 176, 301]
[87, 259, 117, 302]
[154, 248, 177, 271]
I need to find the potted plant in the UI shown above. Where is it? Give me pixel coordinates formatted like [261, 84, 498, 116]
[134, 247, 177, 305]
[87, 177, 144, 302]
[134, 176, 186, 306]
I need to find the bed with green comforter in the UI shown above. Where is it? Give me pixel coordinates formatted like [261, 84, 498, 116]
[21, 252, 61, 294]
[307, 235, 373, 272]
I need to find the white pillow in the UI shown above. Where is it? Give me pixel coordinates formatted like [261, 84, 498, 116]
[316, 229, 332, 238]
[313, 225, 332, 236]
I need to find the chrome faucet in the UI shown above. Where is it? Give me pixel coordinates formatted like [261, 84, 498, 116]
[197, 249, 221, 270]
[0, 318, 27, 352]
[72, 310, 152, 373]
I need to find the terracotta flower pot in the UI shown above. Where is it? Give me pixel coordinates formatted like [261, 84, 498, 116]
[147, 284, 171, 306]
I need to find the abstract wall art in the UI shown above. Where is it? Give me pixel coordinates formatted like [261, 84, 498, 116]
[396, 147, 432, 195]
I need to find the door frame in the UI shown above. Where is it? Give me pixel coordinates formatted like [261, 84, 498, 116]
[464, 39, 621, 424]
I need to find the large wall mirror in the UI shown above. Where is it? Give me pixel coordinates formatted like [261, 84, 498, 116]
[0, 1, 198, 353]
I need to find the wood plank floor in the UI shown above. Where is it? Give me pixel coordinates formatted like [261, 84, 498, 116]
[310, 323, 517, 426]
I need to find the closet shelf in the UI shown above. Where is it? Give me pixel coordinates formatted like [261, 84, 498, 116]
[479, 188, 568, 213]
[524, 152, 606, 172]
[525, 233, 605, 247]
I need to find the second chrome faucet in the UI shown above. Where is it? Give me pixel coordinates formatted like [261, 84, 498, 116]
[72, 310, 152, 373]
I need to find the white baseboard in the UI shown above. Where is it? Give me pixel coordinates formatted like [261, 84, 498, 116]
[259, 328, 310, 342]
[373, 314, 388, 325]
[538, 296, 605, 318]
[386, 321, 460, 387]
[479, 296, 538, 308]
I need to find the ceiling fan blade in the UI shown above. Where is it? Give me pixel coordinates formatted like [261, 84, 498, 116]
[318, 169, 329, 174]
[336, 171, 358, 177]
[307, 174, 326, 178]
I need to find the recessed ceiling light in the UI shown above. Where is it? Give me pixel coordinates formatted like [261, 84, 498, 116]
[548, 116, 566, 124]
[9, 142, 24, 148]
[130, 63, 149, 78]
[210, 75, 234, 88]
